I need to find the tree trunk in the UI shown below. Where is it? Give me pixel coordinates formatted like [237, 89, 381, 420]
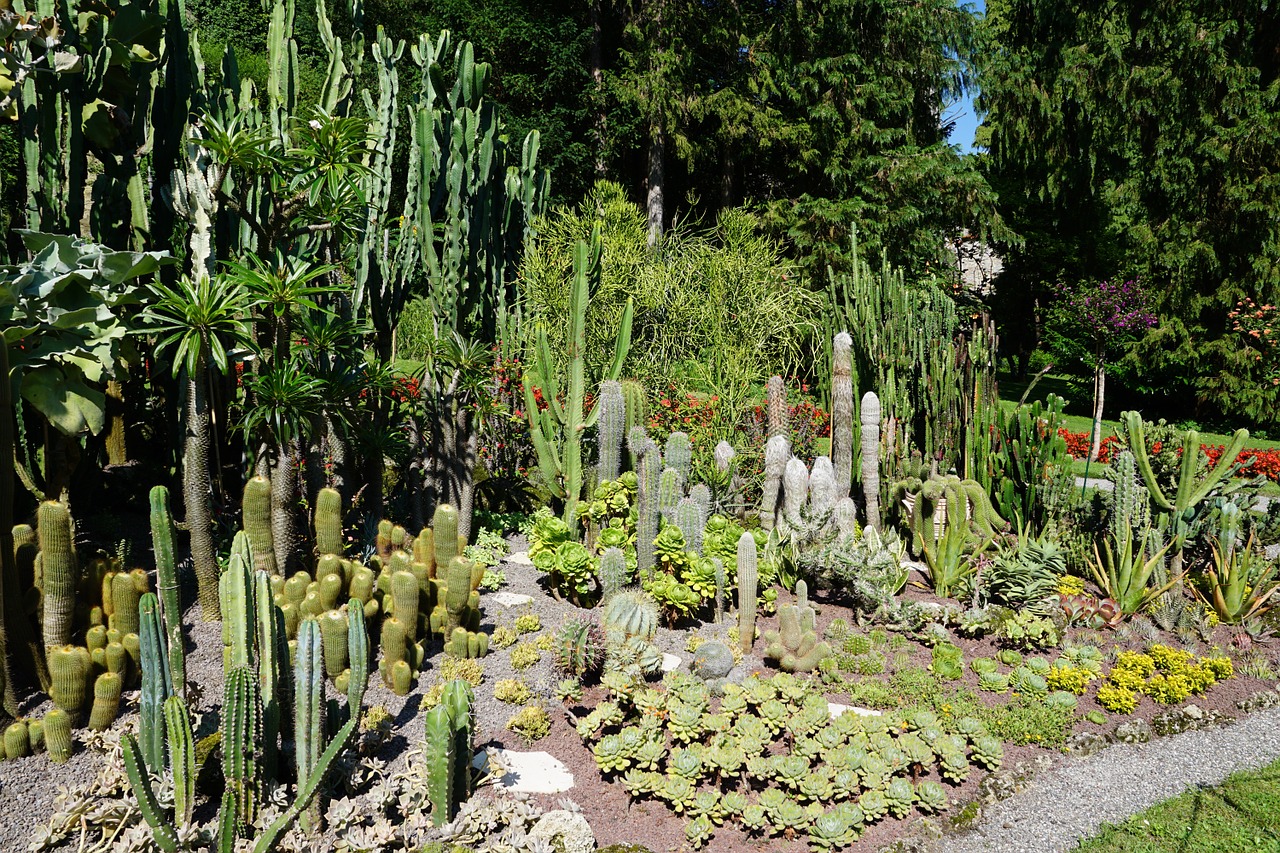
[646, 118, 665, 247]
[270, 441, 296, 576]
[590, 0, 607, 178]
[186, 352, 220, 620]
[1089, 361, 1106, 463]
[104, 379, 127, 465]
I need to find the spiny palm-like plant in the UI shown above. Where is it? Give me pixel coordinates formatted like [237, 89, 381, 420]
[143, 274, 258, 619]
[224, 254, 340, 364]
[242, 361, 326, 575]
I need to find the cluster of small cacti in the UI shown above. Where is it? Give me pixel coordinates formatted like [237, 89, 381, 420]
[763, 581, 832, 673]
[0, 713, 71, 763]
[575, 670, 998, 849]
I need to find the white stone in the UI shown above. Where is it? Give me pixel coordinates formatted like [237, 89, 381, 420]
[828, 701, 882, 719]
[528, 810, 595, 853]
[472, 748, 575, 794]
[490, 592, 534, 608]
[660, 653, 682, 672]
[506, 550, 534, 566]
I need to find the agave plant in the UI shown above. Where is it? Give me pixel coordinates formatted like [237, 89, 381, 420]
[1089, 521, 1177, 615]
[1201, 535, 1280, 623]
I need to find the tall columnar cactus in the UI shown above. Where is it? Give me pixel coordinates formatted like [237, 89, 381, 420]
[88, 672, 123, 730]
[524, 225, 634, 525]
[254, 571, 285, 779]
[166, 696, 197, 829]
[665, 432, 692, 484]
[621, 380, 647, 470]
[760, 435, 790, 532]
[675, 498, 703, 554]
[832, 333, 855, 496]
[425, 678, 475, 826]
[1109, 450, 1151, 545]
[763, 580, 832, 673]
[1123, 411, 1248, 574]
[599, 547, 628, 598]
[808, 456, 838, 520]
[48, 644, 91, 717]
[433, 504, 460, 571]
[658, 468, 683, 523]
[150, 486, 186, 695]
[320, 608, 350, 680]
[713, 558, 725, 624]
[443, 556, 487, 659]
[597, 380, 626, 483]
[314, 487, 344, 557]
[138, 593, 174, 772]
[346, 598, 370, 714]
[44, 710, 73, 764]
[38, 500, 78, 652]
[860, 392, 882, 530]
[222, 666, 264, 834]
[636, 444, 662, 578]
[294, 619, 325, 834]
[781, 457, 810, 531]
[111, 572, 142, 635]
[737, 532, 758, 653]
[220, 554, 256, 672]
[766, 375, 788, 439]
[242, 476, 278, 576]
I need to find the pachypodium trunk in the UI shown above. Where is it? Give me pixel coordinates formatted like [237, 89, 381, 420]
[185, 347, 220, 620]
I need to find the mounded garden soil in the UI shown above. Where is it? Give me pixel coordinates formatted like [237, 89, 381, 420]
[0, 517, 1275, 853]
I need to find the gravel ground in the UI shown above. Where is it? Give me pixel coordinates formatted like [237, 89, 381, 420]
[945, 704, 1280, 853]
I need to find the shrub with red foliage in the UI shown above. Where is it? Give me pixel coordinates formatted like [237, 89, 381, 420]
[1058, 428, 1121, 462]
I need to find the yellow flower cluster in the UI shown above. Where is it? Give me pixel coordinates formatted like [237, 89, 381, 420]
[1096, 644, 1233, 714]
[1057, 575, 1087, 597]
[1046, 664, 1097, 695]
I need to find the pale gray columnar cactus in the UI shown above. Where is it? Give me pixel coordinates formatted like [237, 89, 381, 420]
[861, 392, 882, 530]
[832, 333, 855, 496]
[760, 434, 791, 531]
[781, 456, 810, 533]
[169, 130, 217, 278]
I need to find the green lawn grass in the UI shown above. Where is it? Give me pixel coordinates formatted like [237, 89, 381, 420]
[1074, 758, 1280, 852]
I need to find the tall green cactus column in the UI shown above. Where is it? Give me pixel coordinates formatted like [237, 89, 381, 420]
[523, 225, 633, 526]
[425, 678, 475, 825]
[150, 486, 186, 695]
[294, 618, 326, 834]
[38, 500, 79, 653]
[737, 532, 758, 653]
[138, 593, 174, 773]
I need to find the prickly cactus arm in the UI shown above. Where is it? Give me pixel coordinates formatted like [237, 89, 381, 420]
[165, 696, 196, 828]
[242, 476, 278, 575]
[832, 333, 854, 497]
[760, 435, 790, 532]
[737, 533, 758, 653]
[443, 679, 474, 806]
[223, 666, 263, 829]
[138, 593, 174, 773]
[597, 380, 625, 484]
[346, 598, 369, 713]
[294, 618, 325, 834]
[314, 487, 344, 557]
[150, 486, 186, 695]
[185, 348, 220, 619]
[860, 392, 882, 530]
[254, 571, 283, 779]
[424, 703, 457, 826]
[38, 500, 78, 652]
[121, 733, 180, 853]
[221, 556, 255, 672]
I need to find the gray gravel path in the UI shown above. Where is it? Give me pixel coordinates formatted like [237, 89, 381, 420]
[945, 705, 1280, 852]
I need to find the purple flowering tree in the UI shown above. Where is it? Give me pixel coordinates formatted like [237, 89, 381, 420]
[1065, 278, 1158, 462]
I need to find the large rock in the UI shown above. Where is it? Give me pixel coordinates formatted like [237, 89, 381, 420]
[490, 592, 534, 608]
[528, 809, 595, 853]
[691, 642, 735, 680]
[473, 749, 575, 794]
[1113, 718, 1153, 744]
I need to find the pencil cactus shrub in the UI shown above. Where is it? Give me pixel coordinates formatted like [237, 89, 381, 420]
[860, 391, 882, 530]
[764, 581, 831, 673]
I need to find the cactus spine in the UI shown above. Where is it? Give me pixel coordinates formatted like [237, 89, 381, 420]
[675, 497, 703, 554]
[432, 504, 460, 571]
[121, 733, 180, 852]
[48, 644, 90, 716]
[255, 570, 285, 778]
[314, 487, 344, 557]
[242, 476, 278, 575]
[861, 391, 882, 530]
[523, 225, 634, 526]
[767, 375, 788, 438]
[150, 486, 186, 694]
[221, 553, 256, 672]
[4, 720, 28, 758]
[167, 696, 196, 828]
[38, 501, 78, 653]
[664, 432, 692, 483]
[597, 380, 626, 483]
[832, 332, 855, 496]
[737, 532, 758, 652]
[294, 617, 327, 833]
[138, 593, 174, 771]
[658, 468, 682, 523]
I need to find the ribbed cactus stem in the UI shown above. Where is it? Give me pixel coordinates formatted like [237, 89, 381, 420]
[220, 554, 255, 672]
[424, 702, 457, 826]
[444, 556, 474, 648]
[860, 391, 882, 530]
[38, 501, 78, 652]
[44, 710, 73, 764]
[87, 672, 123, 730]
[443, 679, 474, 807]
[597, 380, 625, 483]
[314, 487, 344, 557]
[781, 456, 810, 530]
[242, 476, 278, 575]
[675, 497, 703, 554]
[346, 598, 369, 713]
[832, 332, 855, 496]
[294, 619, 324, 834]
[658, 467, 682, 524]
[223, 666, 263, 830]
[48, 644, 90, 716]
[138, 593, 173, 772]
[150, 486, 186, 695]
[713, 558, 725, 624]
[636, 444, 661, 578]
[166, 696, 196, 828]
[767, 375, 788, 439]
[664, 432, 692, 483]
[622, 380, 647, 469]
[432, 504, 459, 570]
[121, 733, 179, 852]
[111, 571, 142, 635]
[737, 533, 758, 652]
[760, 435, 790, 531]
[254, 571, 284, 780]
[599, 548, 628, 598]
[320, 608, 349, 680]
[4, 720, 28, 758]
